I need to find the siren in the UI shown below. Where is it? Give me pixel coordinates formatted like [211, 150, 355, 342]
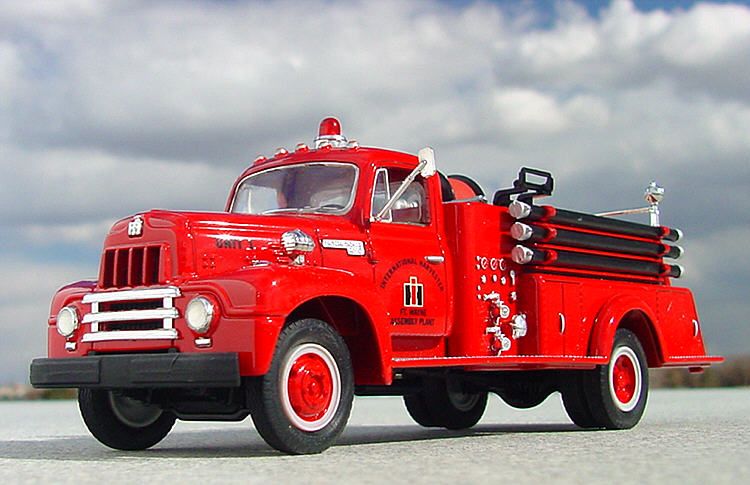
[318, 117, 341, 137]
[314, 117, 348, 148]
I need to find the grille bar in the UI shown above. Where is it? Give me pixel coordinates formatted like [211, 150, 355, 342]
[82, 329, 178, 343]
[82, 308, 178, 324]
[82, 286, 180, 342]
[83, 287, 180, 303]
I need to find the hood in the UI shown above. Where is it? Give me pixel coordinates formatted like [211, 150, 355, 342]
[188, 211, 326, 278]
[99, 209, 326, 288]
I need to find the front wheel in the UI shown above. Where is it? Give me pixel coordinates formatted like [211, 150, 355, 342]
[249, 318, 354, 454]
[78, 389, 176, 450]
[562, 329, 649, 429]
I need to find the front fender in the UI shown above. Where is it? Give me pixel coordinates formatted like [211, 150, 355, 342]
[47, 280, 96, 358]
[261, 264, 390, 363]
[49, 280, 97, 322]
[196, 264, 390, 380]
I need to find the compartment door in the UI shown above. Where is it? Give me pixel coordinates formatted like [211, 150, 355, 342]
[561, 282, 585, 355]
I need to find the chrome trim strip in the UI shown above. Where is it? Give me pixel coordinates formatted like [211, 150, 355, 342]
[195, 337, 212, 348]
[82, 329, 178, 342]
[321, 238, 366, 256]
[82, 308, 178, 324]
[424, 255, 445, 264]
[83, 286, 181, 303]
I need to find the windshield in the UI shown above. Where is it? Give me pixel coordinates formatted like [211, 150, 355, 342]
[230, 162, 358, 215]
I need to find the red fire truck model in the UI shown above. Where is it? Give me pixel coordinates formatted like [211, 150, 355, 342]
[30, 118, 720, 454]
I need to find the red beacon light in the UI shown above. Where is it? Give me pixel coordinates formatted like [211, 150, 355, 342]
[314, 117, 348, 148]
[318, 117, 340, 137]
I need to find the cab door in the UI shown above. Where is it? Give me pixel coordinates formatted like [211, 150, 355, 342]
[367, 166, 448, 337]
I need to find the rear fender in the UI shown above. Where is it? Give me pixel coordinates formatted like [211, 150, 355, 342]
[588, 295, 662, 365]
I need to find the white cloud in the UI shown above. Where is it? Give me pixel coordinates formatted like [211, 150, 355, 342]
[0, 0, 103, 21]
[656, 3, 750, 67]
[492, 88, 569, 134]
[518, 12, 601, 70]
[0, 261, 92, 307]
[0, 145, 238, 224]
[681, 226, 750, 285]
[20, 220, 114, 246]
[0, 40, 20, 141]
[0, 41, 19, 96]
[1, 303, 49, 384]
[0, 261, 96, 382]
[563, 94, 611, 126]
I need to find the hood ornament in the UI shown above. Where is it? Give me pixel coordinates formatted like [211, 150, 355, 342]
[128, 215, 144, 237]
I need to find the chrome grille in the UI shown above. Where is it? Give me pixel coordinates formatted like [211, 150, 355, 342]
[101, 245, 162, 289]
[81, 287, 180, 342]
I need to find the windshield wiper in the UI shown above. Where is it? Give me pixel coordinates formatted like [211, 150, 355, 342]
[309, 204, 346, 213]
[261, 204, 345, 215]
[261, 206, 322, 215]
[260, 208, 306, 215]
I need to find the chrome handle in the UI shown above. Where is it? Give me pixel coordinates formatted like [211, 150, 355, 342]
[425, 255, 445, 264]
[559, 313, 566, 334]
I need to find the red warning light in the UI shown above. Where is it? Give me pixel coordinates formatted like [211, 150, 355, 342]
[318, 117, 341, 137]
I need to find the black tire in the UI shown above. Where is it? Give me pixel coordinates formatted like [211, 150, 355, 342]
[563, 329, 649, 429]
[561, 371, 599, 428]
[403, 392, 439, 427]
[498, 383, 552, 409]
[78, 389, 176, 450]
[404, 376, 487, 430]
[249, 318, 354, 454]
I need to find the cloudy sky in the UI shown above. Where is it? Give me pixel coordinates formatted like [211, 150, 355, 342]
[1, 0, 749, 383]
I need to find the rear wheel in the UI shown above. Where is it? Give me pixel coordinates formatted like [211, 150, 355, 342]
[562, 329, 648, 429]
[249, 318, 354, 454]
[561, 372, 599, 428]
[78, 389, 176, 450]
[498, 381, 553, 409]
[403, 376, 487, 430]
[403, 392, 439, 427]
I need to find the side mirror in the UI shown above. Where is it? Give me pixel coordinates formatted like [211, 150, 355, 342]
[418, 147, 436, 178]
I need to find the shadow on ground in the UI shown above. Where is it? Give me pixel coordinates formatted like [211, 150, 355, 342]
[0, 422, 580, 461]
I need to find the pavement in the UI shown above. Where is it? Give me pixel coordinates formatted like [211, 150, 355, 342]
[1, 388, 748, 484]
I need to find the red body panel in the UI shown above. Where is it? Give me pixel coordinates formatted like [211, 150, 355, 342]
[45, 142, 720, 387]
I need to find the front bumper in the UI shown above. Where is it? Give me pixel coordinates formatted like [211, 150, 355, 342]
[30, 352, 241, 389]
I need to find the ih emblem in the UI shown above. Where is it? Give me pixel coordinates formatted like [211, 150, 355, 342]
[403, 276, 424, 308]
[128, 215, 144, 237]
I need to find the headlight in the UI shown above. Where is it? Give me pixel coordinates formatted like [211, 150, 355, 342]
[186, 296, 214, 334]
[56, 306, 79, 338]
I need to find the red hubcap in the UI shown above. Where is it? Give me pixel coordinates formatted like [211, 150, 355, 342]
[287, 352, 334, 422]
[612, 354, 637, 404]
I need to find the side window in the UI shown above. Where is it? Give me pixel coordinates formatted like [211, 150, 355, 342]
[370, 167, 430, 225]
[371, 168, 392, 222]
